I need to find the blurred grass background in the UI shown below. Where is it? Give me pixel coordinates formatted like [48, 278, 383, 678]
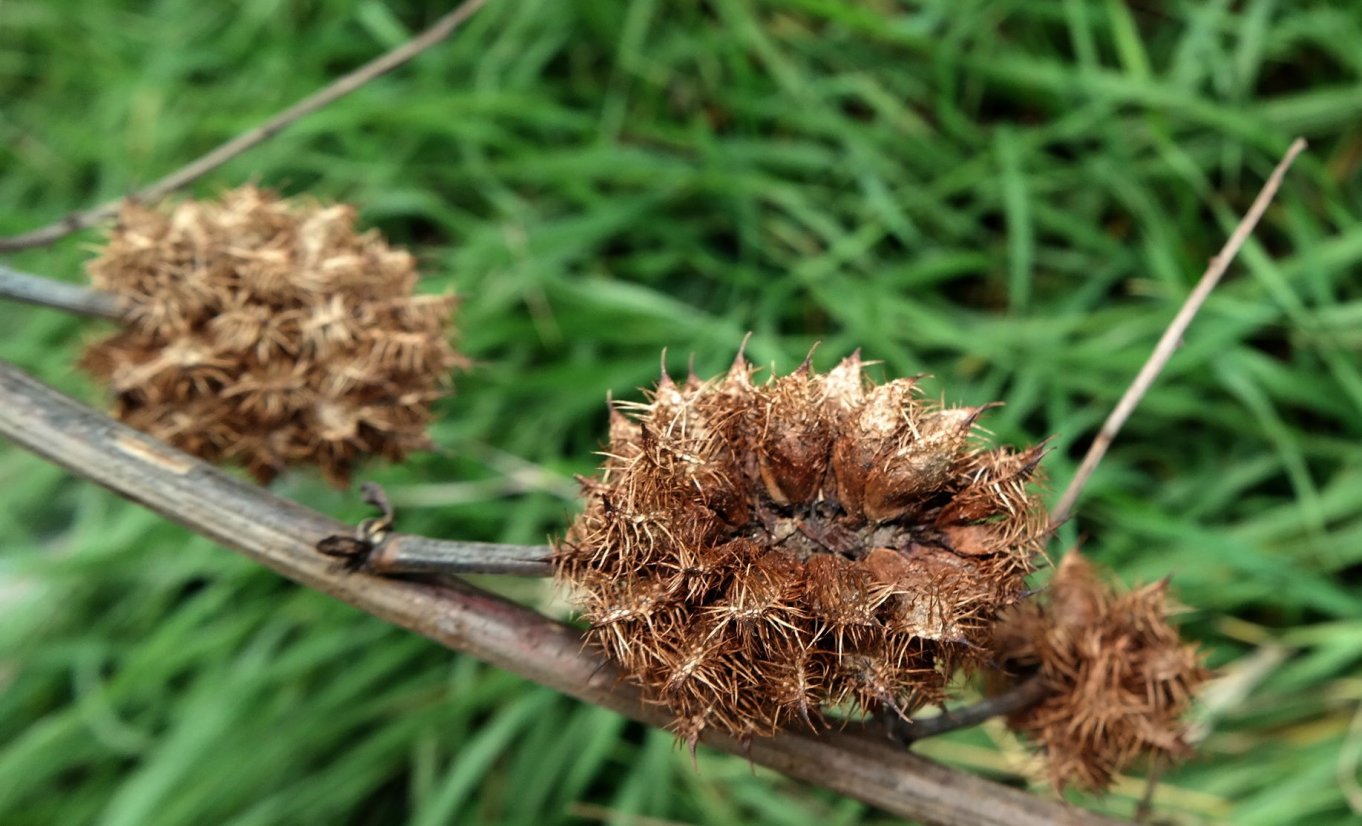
[3, 0, 1362, 823]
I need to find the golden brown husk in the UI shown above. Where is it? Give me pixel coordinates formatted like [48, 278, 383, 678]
[81, 186, 464, 485]
[554, 348, 1048, 747]
[991, 552, 1208, 792]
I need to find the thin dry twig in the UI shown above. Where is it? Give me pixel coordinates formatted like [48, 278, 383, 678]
[369, 535, 553, 576]
[0, 0, 488, 253]
[316, 528, 553, 577]
[0, 264, 123, 320]
[1050, 138, 1307, 526]
[1134, 754, 1166, 823]
[0, 360, 1124, 826]
[314, 480, 554, 576]
[881, 675, 1051, 744]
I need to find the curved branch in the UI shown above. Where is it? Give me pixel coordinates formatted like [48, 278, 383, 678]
[0, 359, 1123, 826]
[0, 0, 488, 252]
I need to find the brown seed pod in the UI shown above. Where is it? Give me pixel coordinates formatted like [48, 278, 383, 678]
[555, 346, 1048, 747]
[80, 185, 464, 485]
[991, 552, 1208, 793]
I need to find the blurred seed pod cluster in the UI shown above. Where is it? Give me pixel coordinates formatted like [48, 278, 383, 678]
[80, 185, 463, 485]
[554, 347, 1049, 747]
[991, 552, 1207, 792]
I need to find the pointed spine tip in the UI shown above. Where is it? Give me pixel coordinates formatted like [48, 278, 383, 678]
[657, 350, 677, 392]
[963, 401, 1004, 430]
[1021, 439, 1051, 475]
[736, 331, 753, 362]
[838, 349, 864, 371]
[795, 341, 820, 375]
[726, 339, 754, 389]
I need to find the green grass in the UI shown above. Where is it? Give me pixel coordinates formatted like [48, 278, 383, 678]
[3, 0, 1362, 823]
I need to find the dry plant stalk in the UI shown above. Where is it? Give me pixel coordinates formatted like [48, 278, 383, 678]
[991, 552, 1208, 792]
[80, 185, 464, 485]
[554, 347, 1049, 749]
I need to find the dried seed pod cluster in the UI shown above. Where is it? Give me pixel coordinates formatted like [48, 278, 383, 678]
[555, 348, 1048, 746]
[991, 552, 1207, 792]
[81, 186, 463, 485]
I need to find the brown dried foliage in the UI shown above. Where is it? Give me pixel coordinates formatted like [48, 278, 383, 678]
[554, 346, 1048, 748]
[81, 186, 464, 485]
[991, 552, 1208, 793]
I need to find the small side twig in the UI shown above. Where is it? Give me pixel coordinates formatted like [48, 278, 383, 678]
[0, 264, 123, 320]
[882, 675, 1051, 745]
[0, 0, 488, 253]
[364, 536, 554, 577]
[1133, 753, 1166, 823]
[1051, 138, 1308, 526]
[315, 530, 552, 577]
[316, 480, 553, 577]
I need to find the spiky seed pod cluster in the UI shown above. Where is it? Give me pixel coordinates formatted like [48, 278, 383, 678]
[554, 347, 1048, 747]
[80, 185, 464, 485]
[991, 552, 1208, 793]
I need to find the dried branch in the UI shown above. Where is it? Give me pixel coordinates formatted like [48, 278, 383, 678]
[0, 359, 1123, 826]
[0, 264, 123, 320]
[1051, 138, 1308, 525]
[0, 0, 487, 253]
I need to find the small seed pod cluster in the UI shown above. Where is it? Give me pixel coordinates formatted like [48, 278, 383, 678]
[80, 186, 463, 485]
[991, 552, 1207, 792]
[555, 347, 1048, 746]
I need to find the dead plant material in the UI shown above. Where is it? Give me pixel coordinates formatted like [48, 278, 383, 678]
[80, 185, 464, 485]
[991, 552, 1208, 793]
[554, 345, 1049, 749]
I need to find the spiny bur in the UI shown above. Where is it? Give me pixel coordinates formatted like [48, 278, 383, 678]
[80, 185, 464, 485]
[991, 551, 1208, 792]
[554, 345, 1048, 749]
